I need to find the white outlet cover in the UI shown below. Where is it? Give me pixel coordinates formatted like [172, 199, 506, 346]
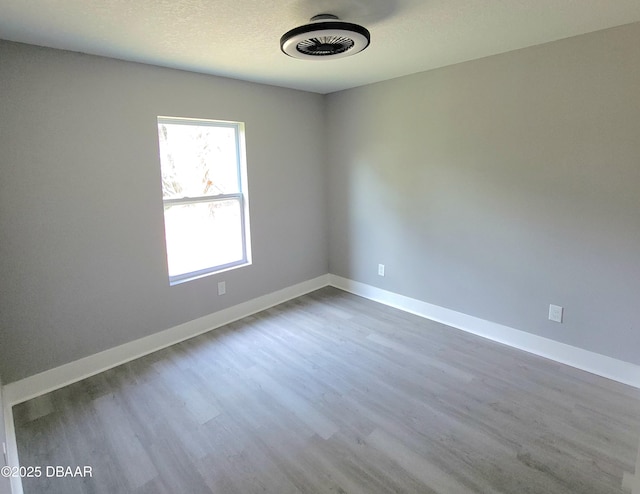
[378, 264, 385, 276]
[549, 304, 563, 323]
[217, 281, 226, 295]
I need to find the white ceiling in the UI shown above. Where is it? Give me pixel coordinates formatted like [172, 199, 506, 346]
[1, 0, 639, 94]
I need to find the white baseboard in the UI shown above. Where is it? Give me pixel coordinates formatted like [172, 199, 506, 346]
[3, 394, 22, 494]
[3, 274, 330, 407]
[5, 273, 639, 404]
[329, 275, 640, 389]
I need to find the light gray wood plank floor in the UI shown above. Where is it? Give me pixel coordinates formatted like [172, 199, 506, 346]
[13, 287, 640, 493]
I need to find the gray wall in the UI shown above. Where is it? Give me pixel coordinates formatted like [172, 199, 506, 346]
[0, 41, 327, 383]
[2, 22, 639, 385]
[326, 23, 640, 365]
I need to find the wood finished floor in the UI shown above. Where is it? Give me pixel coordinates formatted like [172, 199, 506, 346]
[13, 287, 640, 494]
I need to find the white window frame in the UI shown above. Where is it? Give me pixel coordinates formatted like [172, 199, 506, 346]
[157, 116, 251, 285]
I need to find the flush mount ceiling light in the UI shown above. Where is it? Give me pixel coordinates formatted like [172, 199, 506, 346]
[280, 14, 370, 60]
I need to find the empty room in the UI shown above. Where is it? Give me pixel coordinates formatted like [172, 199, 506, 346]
[1, 1, 640, 493]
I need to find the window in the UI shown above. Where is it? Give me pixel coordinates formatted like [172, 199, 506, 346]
[157, 116, 251, 285]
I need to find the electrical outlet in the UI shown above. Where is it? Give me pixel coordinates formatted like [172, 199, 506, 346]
[378, 264, 385, 276]
[218, 281, 226, 296]
[549, 304, 563, 323]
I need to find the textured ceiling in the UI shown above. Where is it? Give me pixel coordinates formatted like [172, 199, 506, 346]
[1, 0, 639, 94]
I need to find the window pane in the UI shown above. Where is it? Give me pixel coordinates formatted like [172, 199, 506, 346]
[163, 199, 244, 278]
[158, 122, 239, 199]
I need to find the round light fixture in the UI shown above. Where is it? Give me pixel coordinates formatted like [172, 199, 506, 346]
[280, 14, 370, 60]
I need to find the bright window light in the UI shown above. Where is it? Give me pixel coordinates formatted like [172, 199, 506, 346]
[157, 116, 251, 285]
